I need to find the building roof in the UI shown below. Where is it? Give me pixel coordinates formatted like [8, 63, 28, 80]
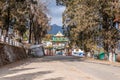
[55, 31, 64, 37]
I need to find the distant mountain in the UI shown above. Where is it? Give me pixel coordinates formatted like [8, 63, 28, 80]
[47, 24, 63, 35]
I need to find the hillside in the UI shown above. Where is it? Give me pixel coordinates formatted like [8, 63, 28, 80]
[47, 24, 63, 35]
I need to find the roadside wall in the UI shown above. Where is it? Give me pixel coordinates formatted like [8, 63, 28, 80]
[0, 43, 28, 66]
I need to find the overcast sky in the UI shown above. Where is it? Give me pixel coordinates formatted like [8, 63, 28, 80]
[42, 0, 65, 26]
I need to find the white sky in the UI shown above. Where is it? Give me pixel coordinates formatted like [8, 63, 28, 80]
[41, 0, 66, 26]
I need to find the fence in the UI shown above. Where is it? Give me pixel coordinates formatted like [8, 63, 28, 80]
[0, 35, 23, 47]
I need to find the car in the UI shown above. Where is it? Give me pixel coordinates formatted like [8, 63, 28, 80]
[72, 48, 85, 57]
[29, 44, 45, 57]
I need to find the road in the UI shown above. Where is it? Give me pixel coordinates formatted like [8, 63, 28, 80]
[0, 56, 120, 80]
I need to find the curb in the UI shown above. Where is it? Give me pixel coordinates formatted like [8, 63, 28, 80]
[85, 58, 120, 67]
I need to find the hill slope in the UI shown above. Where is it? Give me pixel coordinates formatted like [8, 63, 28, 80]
[47, 24, 63, 35]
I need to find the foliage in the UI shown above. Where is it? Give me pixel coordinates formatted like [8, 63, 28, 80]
[0, 0, 50, 44]
[43, 34, 52, 41]
[57, 0, 120, 52]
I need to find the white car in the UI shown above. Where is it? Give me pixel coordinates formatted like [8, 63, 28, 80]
[72, 49, 84, 57]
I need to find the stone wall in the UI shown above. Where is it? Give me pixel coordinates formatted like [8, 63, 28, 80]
[0, 43, 28, 66]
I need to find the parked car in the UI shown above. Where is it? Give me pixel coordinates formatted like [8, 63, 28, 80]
[29, 44, 45, 57]
[72, 49, 85, 57]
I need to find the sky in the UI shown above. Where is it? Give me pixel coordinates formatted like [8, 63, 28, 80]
[42, 0, 66, 26]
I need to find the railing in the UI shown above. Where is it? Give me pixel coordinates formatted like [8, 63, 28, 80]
[0, 35, 23, 47]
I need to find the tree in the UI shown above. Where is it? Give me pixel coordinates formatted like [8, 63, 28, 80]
[0, 0, 50, 45]
[57, 0, 119, 53]
[28, 0, 50, 44]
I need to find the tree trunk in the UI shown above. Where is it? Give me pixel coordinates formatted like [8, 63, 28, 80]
[5, 1, 10, 43]
[29, 19, 32, 44]
[0, 28, 2, 37]
[34, 33, 37, 44]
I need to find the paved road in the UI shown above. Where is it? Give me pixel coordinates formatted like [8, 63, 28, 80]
[0, 56, 120, 80]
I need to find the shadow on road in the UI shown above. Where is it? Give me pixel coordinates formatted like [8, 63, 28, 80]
[28, 56, 85, 63]
[44, 77, 63, 80]
[0, 70, 53, 80]
[0, 56, 85, 69]
[0, 56, 84, 80]
[0, 58, 54, 80]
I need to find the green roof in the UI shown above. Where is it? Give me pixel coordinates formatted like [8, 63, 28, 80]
[52, 37, 68, 42]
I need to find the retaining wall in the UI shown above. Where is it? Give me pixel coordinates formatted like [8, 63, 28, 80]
[0, 43, 28, 66]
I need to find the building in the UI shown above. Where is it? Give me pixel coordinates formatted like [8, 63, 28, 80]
[43, 31, 70, 56]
